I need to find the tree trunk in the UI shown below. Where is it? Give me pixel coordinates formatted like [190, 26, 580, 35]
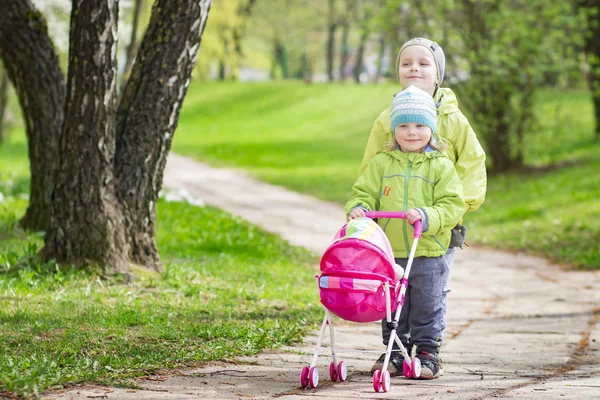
[326, 0, 336, 82]
[581, 0, 600, 138]
[219, 37, 228, 80]
[354, 31, 367, 83]
[376, 35, 385, 82]
[43, 0, 128, 275]
[122, 0, 144, 85]
[0, 0, 65, 231]
[114, 0, 212, 270]
[276, 41, 288, 79]
[232, 0, 257, 79]
[0, 68, 8, 143]
[338, 22, 349, 82]
[488, 117, 512, 172]
[300, 53, 312, 83]
[592, 87, 600, 139]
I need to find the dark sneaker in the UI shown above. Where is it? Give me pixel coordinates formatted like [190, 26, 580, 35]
[417, 351, 442, 379]
[369, 351, 405, 376]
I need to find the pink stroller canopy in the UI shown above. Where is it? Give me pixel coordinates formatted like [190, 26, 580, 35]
[318, 218, 400, 323]
[320, 217, 396, 280]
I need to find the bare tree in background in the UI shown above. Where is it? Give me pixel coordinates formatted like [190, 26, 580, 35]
[580, 0, 600, 138]
[123, 0, 144, 84]
[326, 0, 338, 81]
[338, 0, 355, 82]
[353, 0, 370, 83]
[0, 67, 8, 143]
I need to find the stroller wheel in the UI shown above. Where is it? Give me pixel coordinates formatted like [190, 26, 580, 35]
[403, 359, 412, 379]
[411, 357, 421, 379]
[300, 366, 309, 388]
[309, 366, 319, 388]
[329, 361, 338, 382]
[381, 370, 391, 392]
[372, 369, 382, 392]
[337, 360, 347, 382]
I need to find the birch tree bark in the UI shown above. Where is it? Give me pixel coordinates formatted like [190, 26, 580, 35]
[115, 0, 212, 269]
[42, 0, 128, 274]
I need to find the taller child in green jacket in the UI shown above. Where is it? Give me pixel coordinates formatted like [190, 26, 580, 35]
[360, 37, 487, 376]
[346, 85, 464, 379]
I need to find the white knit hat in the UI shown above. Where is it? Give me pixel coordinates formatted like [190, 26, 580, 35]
[390, 86, 437, 133]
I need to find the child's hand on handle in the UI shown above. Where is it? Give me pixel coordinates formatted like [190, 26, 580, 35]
[348, 207, 366, 220]
[406, 208, 422, 225]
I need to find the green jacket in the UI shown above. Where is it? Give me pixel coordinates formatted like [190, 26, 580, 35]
[359, 88, 486, 215]
[346, 149, 465, 258]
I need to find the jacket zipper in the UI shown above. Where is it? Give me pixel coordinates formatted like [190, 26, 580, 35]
[403, 160, 412, 253]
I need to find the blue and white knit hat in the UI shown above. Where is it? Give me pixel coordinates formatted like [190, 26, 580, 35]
[390, 86, 437, 133]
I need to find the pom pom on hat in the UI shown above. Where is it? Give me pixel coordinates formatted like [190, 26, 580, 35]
[390, 86, 437, 133]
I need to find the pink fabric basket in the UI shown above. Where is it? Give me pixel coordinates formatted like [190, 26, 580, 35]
[318, 218, 400, 323]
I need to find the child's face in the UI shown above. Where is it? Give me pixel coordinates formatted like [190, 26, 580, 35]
[398, 46, 438, 96]
[394, 123, 432, 153]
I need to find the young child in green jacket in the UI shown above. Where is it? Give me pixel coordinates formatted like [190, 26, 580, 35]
[359, 37, 487, 377]
[346, 85, 464, 379]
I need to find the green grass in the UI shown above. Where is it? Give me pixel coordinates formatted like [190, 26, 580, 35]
[0, 129, 321, 398]
[174, 81, 395, 202]
[173, 82, 600, 269]
[524, 89, 597, 165]
[0, 200, 321, 398]
[0, 129, 30, 194]
[468, 160, 600, 268]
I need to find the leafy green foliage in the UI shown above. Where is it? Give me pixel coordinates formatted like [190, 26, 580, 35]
[447, 0, 585, 171]
[194, 0, 246, 80]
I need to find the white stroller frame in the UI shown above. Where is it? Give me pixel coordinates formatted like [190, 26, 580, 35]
[300, 211, 423, 393]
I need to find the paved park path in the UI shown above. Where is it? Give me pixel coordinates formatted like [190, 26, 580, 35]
[48, 153, 600, 400]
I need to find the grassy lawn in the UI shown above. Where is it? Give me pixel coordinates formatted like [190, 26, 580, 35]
[174, 82, 600, 269]
[0, 132, 320, 398]
[174, 81, 393, 203]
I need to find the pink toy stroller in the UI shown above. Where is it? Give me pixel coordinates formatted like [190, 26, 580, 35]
[299, 211, 423, 393]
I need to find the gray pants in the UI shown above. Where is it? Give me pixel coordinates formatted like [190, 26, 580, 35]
[381, 248, 454, 354]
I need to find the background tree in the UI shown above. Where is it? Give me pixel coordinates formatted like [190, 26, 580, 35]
[337, 0, 354, 82]
[0, 0, 65, 231]
[229, 0, 328, 81]
[326, 0, 339, 82]
[194, 0, 253, 80]
[352, 0, 369, 83]
[580, 0, 600, 138]
[232, 0, 258, 79]
[122, 0, 145, 85]
[447, 0, 584, 171]
[0, 66, 8, 144]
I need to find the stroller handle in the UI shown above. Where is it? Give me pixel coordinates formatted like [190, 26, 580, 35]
[364, 211, 422, 238]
